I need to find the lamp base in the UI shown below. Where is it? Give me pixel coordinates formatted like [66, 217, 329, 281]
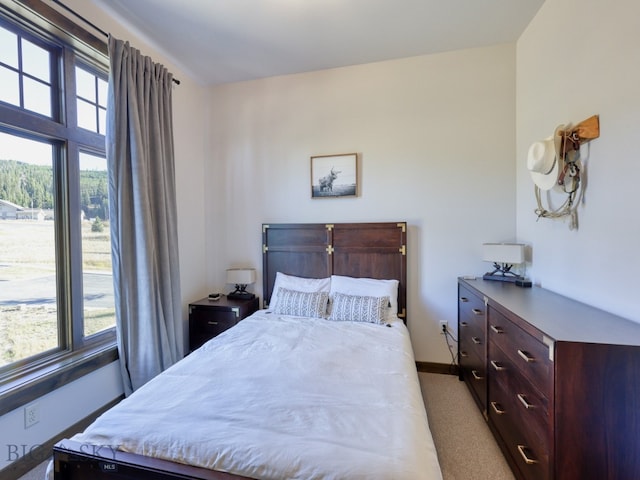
[227, 291, 256, 300]
[483, 273, 531, 288]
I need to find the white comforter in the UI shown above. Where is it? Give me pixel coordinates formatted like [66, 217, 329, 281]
[58, 312, 442, 479]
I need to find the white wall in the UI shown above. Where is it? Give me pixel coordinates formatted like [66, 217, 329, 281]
[0, 363, 121, 471]
[1, 0, 209, 470]
[207, 44, 517, 363]
[516, 0, 640, 323]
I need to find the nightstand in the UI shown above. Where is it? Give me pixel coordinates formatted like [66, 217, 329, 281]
[188, 295, 259, 351]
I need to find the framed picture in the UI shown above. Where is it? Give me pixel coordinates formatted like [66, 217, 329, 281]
[310, 153, 358, 198]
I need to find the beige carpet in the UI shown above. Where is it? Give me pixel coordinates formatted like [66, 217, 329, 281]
[19, 373, 514, 480]
[419, 372, 515, 480]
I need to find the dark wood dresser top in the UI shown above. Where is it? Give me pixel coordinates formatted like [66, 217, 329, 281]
[459, 277, 640, 346]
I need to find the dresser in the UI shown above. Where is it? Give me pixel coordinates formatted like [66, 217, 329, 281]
[458, 278, 640, 480]
[189, 295, 259, 351]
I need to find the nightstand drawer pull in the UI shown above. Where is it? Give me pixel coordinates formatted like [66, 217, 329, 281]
[208, 321, 219, 326]
[472, 336, 481, 345]
[460, 350, 469, 358]
[471, 370, 484, 380]
[231, 307, 240, 317]
[490, 360, 506, 371]
[490, 401, 506, 415]
[472, 308, 483, 316]
[517, 349, 535, 362]
[517, 445, 538, 465]
[459, 297, 469, 303]
[490, 325, 504, 334]
[460, 321, 468, 328]
[517, 393, 534, 409]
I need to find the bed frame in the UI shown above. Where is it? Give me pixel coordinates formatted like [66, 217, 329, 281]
[262, 222, 407, 320]
[52, 221, 407, 479]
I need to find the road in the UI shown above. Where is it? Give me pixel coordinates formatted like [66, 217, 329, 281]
[0, 272, 114, 308]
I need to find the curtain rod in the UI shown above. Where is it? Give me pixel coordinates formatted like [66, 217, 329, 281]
[51, 0, 181, 85]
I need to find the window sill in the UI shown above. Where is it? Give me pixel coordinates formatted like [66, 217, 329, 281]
[0, 343, 118, 417]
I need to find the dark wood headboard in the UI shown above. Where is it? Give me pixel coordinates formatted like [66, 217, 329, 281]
[262, 222, 407, 321]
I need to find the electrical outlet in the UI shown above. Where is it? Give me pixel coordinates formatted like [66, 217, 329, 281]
[24, 403, 40, 429]
[439, 321, 448, 334]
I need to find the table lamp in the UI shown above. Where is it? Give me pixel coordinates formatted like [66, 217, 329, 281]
[226, 268, 256, 300]
[482, 243, 531, 287]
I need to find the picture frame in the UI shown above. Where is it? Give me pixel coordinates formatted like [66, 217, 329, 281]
[310, 153, 358, 198]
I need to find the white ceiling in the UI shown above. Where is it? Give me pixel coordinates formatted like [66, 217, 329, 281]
[92, 0, 544, 86]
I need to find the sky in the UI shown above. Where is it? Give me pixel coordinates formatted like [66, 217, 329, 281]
[0, 131, 106, 170]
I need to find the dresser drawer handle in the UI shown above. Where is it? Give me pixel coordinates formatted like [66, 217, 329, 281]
[460, 350, 469, 358]
[490, 401, 506, 415]
[207, 321, 219, 326]
[460, 297, 469, 303]
[517, 349, 535, 362]
[516, 445, 539, 465]
[490, 325, 504, 334]
[460, 321, 468, 328]
[472, 308, 483, 316]
[471, 370, 484, 380]
[490, 360, 506, 371]
[472, 337, 481, 345]
[517, 393, 534, 409]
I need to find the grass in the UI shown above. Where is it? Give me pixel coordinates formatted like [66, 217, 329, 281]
[0, 219, 115, 367]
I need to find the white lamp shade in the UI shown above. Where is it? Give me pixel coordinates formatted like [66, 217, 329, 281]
[226, 268, 256, 285]
[482, 243, 525, 264]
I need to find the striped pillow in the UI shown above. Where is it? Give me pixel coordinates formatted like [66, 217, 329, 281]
[328, 292, 389, 324]
[273, 287, 329, 318]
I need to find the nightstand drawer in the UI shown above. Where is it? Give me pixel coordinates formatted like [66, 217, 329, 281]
[188, 296, 259, 351]
[191, 310, 237, 334]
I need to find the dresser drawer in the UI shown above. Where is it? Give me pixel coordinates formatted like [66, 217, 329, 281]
[459, 286, 486, 331]
[489, 341, 550, 454]
[488, 308, 552, 394]
[489, 378, 550, 480]
[459, 284, 488, 412]
[460, 314, 485, 355]
[460, 346, 487, 412]
[489, 342, 549, 419]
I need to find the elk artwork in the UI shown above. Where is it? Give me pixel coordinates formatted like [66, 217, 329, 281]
[319, 167, 341, 192]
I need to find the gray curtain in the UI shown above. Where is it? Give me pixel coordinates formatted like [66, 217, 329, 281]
[107, 35, 183, 395]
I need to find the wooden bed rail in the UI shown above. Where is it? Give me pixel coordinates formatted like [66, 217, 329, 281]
[53, 439, 253, 479]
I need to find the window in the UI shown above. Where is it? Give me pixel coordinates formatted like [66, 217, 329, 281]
[0, 133, 57, 365]
[0, 5, 115, 406]
[76, 65, 108, 134]
[78, 150, 114, 337]
[0, 26, 53, 117]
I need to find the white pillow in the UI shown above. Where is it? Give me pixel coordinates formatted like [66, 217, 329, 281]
[273, 288, 329, 318]
[329, 275, 399, 320]
[268, 272, 331, 310]
[328, 292, 389, 324]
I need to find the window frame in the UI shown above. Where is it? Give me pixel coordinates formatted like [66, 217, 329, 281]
[0, 0, 117, 416]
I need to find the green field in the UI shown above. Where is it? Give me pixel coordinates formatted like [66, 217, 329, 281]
[0, 220, 115, 367]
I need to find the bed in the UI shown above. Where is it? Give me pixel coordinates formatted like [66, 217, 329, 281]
[50, 222, 443, 479]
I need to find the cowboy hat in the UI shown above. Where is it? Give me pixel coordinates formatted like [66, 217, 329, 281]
[527, 125, 565, 191]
